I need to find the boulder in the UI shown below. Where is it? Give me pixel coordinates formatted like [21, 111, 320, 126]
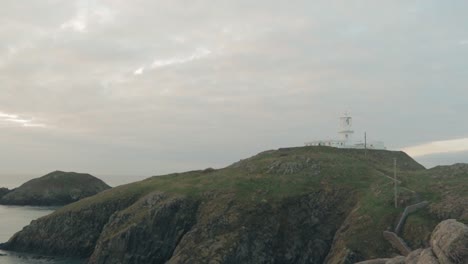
[431, 219, 468, 264]
[417, 248, 440, 264]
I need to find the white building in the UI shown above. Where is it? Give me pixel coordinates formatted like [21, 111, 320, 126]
[305, 113, 386, 150]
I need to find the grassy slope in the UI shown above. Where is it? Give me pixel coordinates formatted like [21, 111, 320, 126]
[43, 147, 467, 259]
[61, 147, 418, 212]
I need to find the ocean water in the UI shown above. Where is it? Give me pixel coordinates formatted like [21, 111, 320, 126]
[0, 205, 85, 264]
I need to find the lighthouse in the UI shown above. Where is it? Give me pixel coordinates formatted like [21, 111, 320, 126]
[305, 112, 386, 150]
[338, 112, 354, 146]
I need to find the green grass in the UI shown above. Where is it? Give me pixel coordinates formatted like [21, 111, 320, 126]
[58, 147, 428, 212]
[45, 146, 467, 259]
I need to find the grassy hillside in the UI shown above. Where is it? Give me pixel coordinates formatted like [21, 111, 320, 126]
[4, 147, 467, 263]
[65, 147, 423, 209]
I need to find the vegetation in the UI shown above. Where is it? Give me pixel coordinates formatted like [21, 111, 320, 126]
[11, 147, 468, 261]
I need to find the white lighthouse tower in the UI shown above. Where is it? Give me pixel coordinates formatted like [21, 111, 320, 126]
[305, 111, 385, 150]
[338, 112, 354, 146]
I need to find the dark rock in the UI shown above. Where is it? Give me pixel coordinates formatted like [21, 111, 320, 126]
[89, 192, 199, 264]
[169, 189, 354, 264]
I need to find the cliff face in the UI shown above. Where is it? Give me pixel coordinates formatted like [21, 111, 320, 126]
[4, 190, 138, 257]
[167, 189, 354, 264]
[89, 192, 200, 263]
[0, 171, 110, 206]
[5, 188, 355, 263]
[1, 147, 466, 263]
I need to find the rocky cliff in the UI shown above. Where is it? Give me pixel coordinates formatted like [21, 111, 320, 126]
[1, 147, 466, 263]
[0, 171, 111, 206]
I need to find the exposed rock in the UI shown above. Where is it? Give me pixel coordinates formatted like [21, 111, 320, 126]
[356, 260, 392, 264]
[89, 192, 199, 264]
[383, 231, 411, 256]
[386, 256, 405, 264]
[0, 171, 110, 206]
[2, 184, 140, 257]
[404, 249, 423, 263]
[266, 156, 320, 175]
[431, 219, 468, 264]
[5, 187, 355, 264]
[417, 248, 439, 264]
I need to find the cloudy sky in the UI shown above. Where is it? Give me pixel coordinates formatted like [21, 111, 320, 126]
[1, 0, 467, 180]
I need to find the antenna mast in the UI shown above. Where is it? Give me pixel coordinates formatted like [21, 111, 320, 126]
[394, 158, 398, 208]
[364, 132, 367, 157]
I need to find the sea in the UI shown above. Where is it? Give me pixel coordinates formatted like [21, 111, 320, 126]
[0, 173, 147, 264]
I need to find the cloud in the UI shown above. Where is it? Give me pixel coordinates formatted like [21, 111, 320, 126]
[151, 47, 212, 69]
[61, 14, 87, 32]
[133, 67, 144, 75]
[1, 0, 468, 176]
[60, 1, 115, 33]
[403, 138, 468, 157]
[0, 111, 47, 128]
[131, 47, 212, 77]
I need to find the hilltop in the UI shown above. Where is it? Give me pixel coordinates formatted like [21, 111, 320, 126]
[0, 171, 111, 206]
[1, 147, 467, 263]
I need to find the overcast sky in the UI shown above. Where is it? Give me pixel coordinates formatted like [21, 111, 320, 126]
[1, 0, 467, 179]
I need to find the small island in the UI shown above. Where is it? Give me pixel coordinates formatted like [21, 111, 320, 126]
[0, 171, 110, 206]
[0, 188, 9, 200]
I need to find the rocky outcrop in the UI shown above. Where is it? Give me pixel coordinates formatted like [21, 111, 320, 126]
[383, 231, 411, 256]
[0, 171, 110, 206]
[4, 201, 123, 257]
[431, 219, 468, 264]
[357, 219, 468, 264]
[1, 183, 141, 257]
[3, 187, 356, 264]
[89, 193, 199, 264]
[168, 189, 355, 264]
